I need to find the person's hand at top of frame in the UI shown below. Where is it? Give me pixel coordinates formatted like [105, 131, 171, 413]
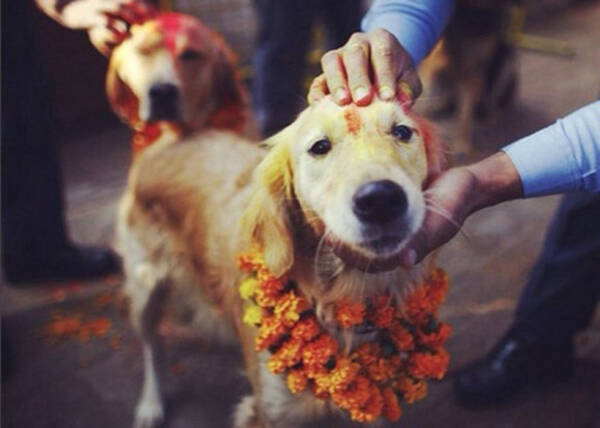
[308, 29, 422, 107]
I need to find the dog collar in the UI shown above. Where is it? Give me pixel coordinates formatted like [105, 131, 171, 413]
[237, 248, 451, 424]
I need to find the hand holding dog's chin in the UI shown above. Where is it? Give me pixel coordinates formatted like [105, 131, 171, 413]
[308, 29, 422, 106]
[400, 152, 523, 267]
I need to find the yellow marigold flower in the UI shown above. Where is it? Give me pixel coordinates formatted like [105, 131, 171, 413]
[388, 322, 415, 352]
[239, 277, 259, 300]
[408, 348, 450, 380]
[314, 357, 360, 395]
[274, 292, 309, 327]
[267, 337, 303, 374]
[287, 369, 308, 394]
[302, 334, 338, 371]
[395, 376, 427, 403]
[334, 299, 365, 328]
[382, 387, 403, 422]
[243, 303, 262, 326]
[290, 316, 320, 342]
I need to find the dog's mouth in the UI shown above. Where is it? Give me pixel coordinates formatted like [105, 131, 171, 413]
[325, 233, 407, 273]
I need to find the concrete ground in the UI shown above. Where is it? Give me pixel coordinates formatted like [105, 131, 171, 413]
[3, 2, 600, 427]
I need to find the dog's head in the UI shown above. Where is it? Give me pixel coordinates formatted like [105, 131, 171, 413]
[242, 97, 446, 277]
[106, 12, 244, 131]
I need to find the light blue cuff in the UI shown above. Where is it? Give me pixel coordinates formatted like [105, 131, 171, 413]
[503, 101, 600, 197]
[361, 0, 455, 65]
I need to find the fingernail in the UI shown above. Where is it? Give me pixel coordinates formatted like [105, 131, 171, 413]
[402, 249, 417, 267]
[379, 86, 394, 100]
[398, 81, 413, 98]
[334, 88, 348, 103]
[353, 86, 369, 101]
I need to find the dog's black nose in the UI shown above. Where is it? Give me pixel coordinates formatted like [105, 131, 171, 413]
[149, 83, 178, 104]
[352, 180, 407, 224]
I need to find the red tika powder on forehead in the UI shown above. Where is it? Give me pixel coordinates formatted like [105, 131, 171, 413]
[343, 108, 361, 136]
[157, 13, 185, 54]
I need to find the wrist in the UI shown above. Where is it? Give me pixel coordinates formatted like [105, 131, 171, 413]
[465, 152, 524, 214]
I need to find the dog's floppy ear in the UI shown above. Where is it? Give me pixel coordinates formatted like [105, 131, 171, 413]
[106, 59, 140, 127]
[240, 131, 295, 277]
[412, 114, 448, 183]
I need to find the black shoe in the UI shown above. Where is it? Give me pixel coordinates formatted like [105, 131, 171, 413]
[3, 244, 120, 283]
[454, 329, 574, 407]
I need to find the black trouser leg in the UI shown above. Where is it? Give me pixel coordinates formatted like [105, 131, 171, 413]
[1, 0, 69, 273]
[514, 193, 600, 343]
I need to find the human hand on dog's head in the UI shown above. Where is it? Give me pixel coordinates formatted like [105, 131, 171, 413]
[308, 29, 422, 107]
[398, 152, 524, 266]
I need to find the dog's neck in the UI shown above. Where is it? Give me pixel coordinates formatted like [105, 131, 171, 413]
[131, 122, 182, 155]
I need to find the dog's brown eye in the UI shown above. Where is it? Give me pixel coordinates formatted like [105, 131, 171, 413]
[308, 139, 332, 156]
[180, 49, 203, 61]
[391, 124, 413, 142]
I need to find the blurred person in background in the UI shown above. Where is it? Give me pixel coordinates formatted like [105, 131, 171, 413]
[1, 0, 119, 284]
[309, 0, 599, 407]
[252, 0, 363, 137]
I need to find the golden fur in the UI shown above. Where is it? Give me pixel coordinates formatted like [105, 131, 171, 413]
[117, 96, 446, 427]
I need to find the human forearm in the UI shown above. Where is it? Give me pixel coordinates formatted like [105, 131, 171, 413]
[465, 152, 524, 215]
[361, 0, 455, 65]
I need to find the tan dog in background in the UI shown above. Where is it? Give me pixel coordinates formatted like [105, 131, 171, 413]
[418, 1, 518, 155]
[107, 11, 253, 153]
[117, 96, 446, 427]
[35, 0, 253, 154]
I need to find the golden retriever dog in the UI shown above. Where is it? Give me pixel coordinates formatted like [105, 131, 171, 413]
[106, 10, 253, 153]
[417, 1, 518, 156]
[35, 0, 253, 153]
[117, 95, 446, 427]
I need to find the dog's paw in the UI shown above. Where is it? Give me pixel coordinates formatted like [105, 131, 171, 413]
[133, 399, 164, 428]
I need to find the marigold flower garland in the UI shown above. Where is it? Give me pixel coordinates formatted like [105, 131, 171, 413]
[237, 248, 451, 424]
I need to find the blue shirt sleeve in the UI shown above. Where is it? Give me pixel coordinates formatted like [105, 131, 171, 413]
[503, 101, 600, 196]
[361, 0, 455, 65]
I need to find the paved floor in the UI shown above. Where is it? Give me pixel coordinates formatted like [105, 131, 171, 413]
[3, 2, 600, 428]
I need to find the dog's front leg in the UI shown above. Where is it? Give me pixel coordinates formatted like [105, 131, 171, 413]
[128, 266, 170, 428]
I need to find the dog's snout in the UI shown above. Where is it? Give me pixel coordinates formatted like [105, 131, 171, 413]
[150, 83, 178, 103]
[352, 180, 407, 224]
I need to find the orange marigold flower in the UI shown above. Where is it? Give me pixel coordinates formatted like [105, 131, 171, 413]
[287, 369, 309, 394]
[425, 268, 450, 311]
[382, 387, 403, 422]
[334, 299, 365, 328]
[255, 315, 287, 351]
[395, 376, 427, 403]
[388, 322, 415, 352]
[348, 384, 384, 423]
[331, 375, 372, 411]
[314, 357, 360, 395]
[366, 355, 401, 383]
[353, 342, 381, 366]
[408, 348, 450, 380]
[370, 295, 395, 328]
[290, 315, 320, 342]
[418, 322, 451, 348]
[267, 337, 304, 373]
[404, 286, 434, 326]
[302, 334, 338, 371]
[274, 292, 310, 327]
